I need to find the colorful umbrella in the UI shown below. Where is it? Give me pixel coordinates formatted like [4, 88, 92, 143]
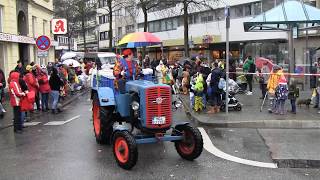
[118, 32, 162, 48]
[255, 57, 274, 71]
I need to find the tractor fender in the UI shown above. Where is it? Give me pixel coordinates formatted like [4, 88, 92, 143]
[111, 125, 130, 140]
[96, 87, 116, 106]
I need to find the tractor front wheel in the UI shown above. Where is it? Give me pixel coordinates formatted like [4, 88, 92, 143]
[174, 125, 203, 161]
[113, 131, 138, 170]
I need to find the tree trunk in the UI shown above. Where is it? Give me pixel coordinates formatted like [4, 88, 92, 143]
[108, 0, 113, 51]
[143, 8, 148, 32]
[81, 17, 86, 52]
[183, 1, 189, 58]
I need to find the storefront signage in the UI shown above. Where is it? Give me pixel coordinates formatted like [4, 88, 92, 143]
[202, 35, 213, 44]
[52, 19, 68, 34]
[0, 32, 35, 44]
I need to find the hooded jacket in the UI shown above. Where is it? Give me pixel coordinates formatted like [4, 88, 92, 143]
[38, 72, 51, 93]
[24, 72, 39, 93]
[267, 69, 284, 94]
[9, 72, 25, 106]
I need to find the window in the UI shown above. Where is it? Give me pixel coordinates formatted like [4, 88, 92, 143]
[100, 31, 109, 40]
[244, 4, 252, 16]
[189, 14, 199, 24]
[125, 25, 134, 33]
[172, 18, 178, 29]
[167, 19, 173, 30]
[233, 5, 244, 18]
[253, 2, 262, 15]
[262, 0, 275, 12]
[32, 16, 37, 37]
[114, 9, 121, 17]
[161, 20, 166, 31]
[154, 21, 160, 32]
[43, 20, 47, 35]
[275, 0, 284, 5]
[215, 9, 224, 20]
[0, 6, 3, 32]
[125, 6, 133, 16]
[148, 22, 154, 32]
[99, 15, 109, 24]
[118, 27, 122, 37]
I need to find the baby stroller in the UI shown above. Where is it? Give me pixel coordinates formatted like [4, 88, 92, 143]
[236, 75, 247, 94]
[220, 79, 242, 112]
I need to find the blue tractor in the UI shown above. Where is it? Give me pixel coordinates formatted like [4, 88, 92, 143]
[91, 72, 203, 170]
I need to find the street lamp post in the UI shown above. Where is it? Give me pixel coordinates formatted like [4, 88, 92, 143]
[225, 6, 230, 115]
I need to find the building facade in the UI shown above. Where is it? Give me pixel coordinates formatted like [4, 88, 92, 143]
[0, 0, 54, 78]
[97, 0, 320, 68]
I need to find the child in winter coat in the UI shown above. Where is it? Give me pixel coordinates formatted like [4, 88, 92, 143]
[275, 76, 288, 115]
[288, 78, 299, 114]
[38, 69, 51, 111]
[193, 74, 205, 112]
[9, 71, 26, 133]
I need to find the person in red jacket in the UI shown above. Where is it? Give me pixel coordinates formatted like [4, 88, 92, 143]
[24, 65, 40, 111]
[38, 66, 51, 111]
[9, 71, 26, 133]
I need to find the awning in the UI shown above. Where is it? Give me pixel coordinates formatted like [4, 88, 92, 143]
[244, 0, 320, 32]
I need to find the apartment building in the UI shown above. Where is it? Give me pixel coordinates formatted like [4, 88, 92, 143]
[0, 0, 54, 78]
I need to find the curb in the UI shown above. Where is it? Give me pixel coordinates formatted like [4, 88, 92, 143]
[181, 97, 320, 129]
[0, 89, 90, 130]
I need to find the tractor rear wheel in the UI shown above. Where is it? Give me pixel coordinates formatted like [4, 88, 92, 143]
[113, 131, 138, 170]
[174, 125, 203, 161]
[92, 95, 113, 144]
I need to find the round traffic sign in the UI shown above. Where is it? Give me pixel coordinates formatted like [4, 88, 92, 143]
[36, 35, 51, 51]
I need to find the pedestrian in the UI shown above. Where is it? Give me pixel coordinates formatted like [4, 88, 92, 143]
[229, 60, 237, 82]
[267, 65, 283, 113]
[259, 62, 270, 99]
[38, 66, 51, 112]
[9, 71, 26, 133]
[15, 61, 25, 75]
[207, 62, 223, 114]
[24, 65, 40, 111]
[193, 73, 205, 112]
[310, 61, 318, 108]
[243, 56, 256, 95]
[288, 78, 299, 114]
[156, 61, 166, 84]
[68, 65, 76, 95]
[19, 72, 29, 123]
[275, 76, 288, 115]
[49, 68, 64, 114]
[0, 68, 6, 118]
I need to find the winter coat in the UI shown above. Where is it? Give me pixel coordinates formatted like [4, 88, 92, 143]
[267, 69, 284, 94]
[0, 69, 6, 102]
[9, 72, 25, 106]
[210, 67, 223, 93]
[288, 83, 299, 100]
[24, 72, 39, 93]
[49, 74, 64, 91]
[310, 66, 318, 89]
[275, 84, 288, 100]
[38, 73, 51, 93]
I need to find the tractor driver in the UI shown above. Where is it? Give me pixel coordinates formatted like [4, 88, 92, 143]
[113, 49, 140, 93]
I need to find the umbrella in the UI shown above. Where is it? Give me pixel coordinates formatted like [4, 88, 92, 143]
[62, 59, 81, 67]
[255, 57, 274, 71]
[118, 32, 162, 48]
[61, 52, 77, 60]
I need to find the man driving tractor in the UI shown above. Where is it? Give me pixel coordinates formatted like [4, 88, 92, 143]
[113, 49, 141, 92]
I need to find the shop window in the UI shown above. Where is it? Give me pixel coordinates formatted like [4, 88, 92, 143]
[253, 2, 262, 16]
[154, 21, 160, 32]
[244, 4, 252, 16]
[167, 19, 173, 30]
[161, 20, 166, 31]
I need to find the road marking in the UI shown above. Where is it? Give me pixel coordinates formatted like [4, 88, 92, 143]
[198, 127, 278, 169]
[24, 122, 41, 126]
[44, 115, 81, 126]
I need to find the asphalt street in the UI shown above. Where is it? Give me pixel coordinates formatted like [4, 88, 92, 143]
[0, 92, 319, 180]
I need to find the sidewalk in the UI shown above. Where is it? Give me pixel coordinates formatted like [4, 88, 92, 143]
[181, 87, 320, 129]
[0, 89, 89, 130]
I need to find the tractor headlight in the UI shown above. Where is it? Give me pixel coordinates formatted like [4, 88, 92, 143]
[174, 100, 183, 108]
[131, 101, 140, 111]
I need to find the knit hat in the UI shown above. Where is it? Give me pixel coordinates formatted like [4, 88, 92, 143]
[122, 49, 133, 56]
[26, 65, 33, 72]
[279, 76, 287, 84]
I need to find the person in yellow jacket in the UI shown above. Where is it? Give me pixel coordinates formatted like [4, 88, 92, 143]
[267, 65, 284, 113]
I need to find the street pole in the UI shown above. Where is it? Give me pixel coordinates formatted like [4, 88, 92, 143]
[225, 6, 230, 115]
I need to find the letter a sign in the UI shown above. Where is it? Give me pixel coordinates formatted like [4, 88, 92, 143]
[51, 19, 67, 34]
